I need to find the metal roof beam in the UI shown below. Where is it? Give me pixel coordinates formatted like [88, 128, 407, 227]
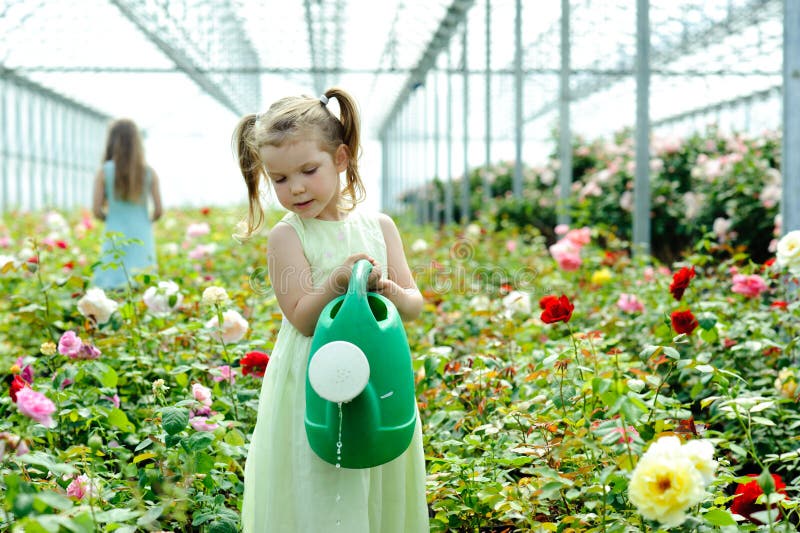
[109, 0, 260, 115]
[377, 0, 475, 137]
[525, 0, 779, 124]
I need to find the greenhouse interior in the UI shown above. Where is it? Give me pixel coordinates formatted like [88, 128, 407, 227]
[1, 0, 799, 531]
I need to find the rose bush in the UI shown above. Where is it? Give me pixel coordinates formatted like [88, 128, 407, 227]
[0, 191, 798, 532]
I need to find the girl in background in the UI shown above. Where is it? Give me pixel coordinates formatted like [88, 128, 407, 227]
[92, 118, 163, 289]
[233, 87, 429, 532]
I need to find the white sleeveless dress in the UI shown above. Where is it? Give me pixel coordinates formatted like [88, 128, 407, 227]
[241, 209, 429, 533]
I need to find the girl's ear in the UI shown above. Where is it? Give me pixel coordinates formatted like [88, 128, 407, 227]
[334, 144, 349, 173]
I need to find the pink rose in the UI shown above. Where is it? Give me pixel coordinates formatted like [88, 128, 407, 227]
[66, 474, 93, 500]
[549, 239, 582, 271]
[58, 331, 83, 357]
[565, 227, 591, 247]
[211, 365, 235, 384]
[617, 293, 645, 314]
[731, 274, 768, 298]
[15, 387, 56, 427]
[190, 416, 220, 432]
[72, 343, 101, 360]
[192, 383, 212, 407]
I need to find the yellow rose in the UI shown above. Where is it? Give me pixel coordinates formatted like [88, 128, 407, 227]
[40, 341, 57, 356]
[591, 268, 613, 285]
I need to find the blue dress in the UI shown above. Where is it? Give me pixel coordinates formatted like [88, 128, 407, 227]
[92, 160, 156, 289]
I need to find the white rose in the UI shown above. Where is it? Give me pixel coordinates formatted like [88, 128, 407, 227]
[465, 223, 481, 239]
[776, 230, 800, 274]
[502, 290, 530, 316]
[186, 222, 211, 239]
[206, 309, 249, 344]
[410, 239, 428, 252]
[202, 286, 229, 305]
[77, 288, 119, 325]
[469, 294, 491, 312]
[142, 281, 183, 316]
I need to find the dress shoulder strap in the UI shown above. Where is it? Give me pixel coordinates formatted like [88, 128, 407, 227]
[276, 211, 305, 246]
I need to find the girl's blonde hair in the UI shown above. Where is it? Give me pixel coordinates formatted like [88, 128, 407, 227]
[232, 87, 365, 238]
[104, 118, 146, 202]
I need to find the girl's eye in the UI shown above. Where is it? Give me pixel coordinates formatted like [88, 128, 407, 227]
[303, 168, 317, 175]
[272, 176, 286, 183]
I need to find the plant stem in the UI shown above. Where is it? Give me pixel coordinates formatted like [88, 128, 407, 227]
[646, 363, 674, 425]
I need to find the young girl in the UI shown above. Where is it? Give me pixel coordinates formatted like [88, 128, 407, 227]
[233, 88, 429, 532]
[92, 118, 163, 289]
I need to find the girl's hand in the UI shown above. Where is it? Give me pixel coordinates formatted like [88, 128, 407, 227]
[332, 253, 380, 293]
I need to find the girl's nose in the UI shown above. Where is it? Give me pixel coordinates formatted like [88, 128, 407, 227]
[290, 178, 305, 194]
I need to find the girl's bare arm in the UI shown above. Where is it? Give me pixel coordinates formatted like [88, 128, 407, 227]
[376, 213, 423, 321]
[267, 223, 379, 337]
[91, 169, 106, 221]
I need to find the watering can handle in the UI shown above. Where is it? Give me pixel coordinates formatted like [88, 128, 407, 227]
[347, 259, 374, 299]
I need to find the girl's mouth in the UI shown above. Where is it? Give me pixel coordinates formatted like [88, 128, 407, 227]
[294, 200, 313, 209]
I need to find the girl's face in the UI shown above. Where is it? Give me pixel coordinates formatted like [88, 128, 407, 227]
[261, 139, 348, 221]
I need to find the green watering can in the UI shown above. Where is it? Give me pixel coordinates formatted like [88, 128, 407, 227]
[305, 259, 417, 469]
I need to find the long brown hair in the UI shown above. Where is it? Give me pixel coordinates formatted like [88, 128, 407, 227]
[104, 118, 146, 202]
[231, 87, 365, 238]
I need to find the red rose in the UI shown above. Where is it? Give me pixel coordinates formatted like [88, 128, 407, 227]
[200, 207, 211, 216]
[538, 294, 559, 310]
[241, 351, 270, 377]
[671, 309, 699, 335]
[770, 300, 788, 310]
[669, 266, 696, 301]
[9, 375, 29, 403]
[540, 295, 574, 324]
[730, 473, 787, 524]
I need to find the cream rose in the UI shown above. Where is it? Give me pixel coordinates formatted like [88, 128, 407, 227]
[628, 436, 716, 528]
[202, 286, 229, 306]
[776, 230, 800, 274]
[143, 281, 183, 316]
[206, 309, 249, 344]
[77, 288, 119, 325]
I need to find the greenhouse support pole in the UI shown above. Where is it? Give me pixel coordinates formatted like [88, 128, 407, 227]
[422, 80, 430, 225]
[434, 68, 441, 226]
[557, 0, 572, 225]
[16, 87, 23, 210]
[462, 23, 470, 223]
[783, 0, 800, 234]
[1, 78, 7, 215]
[484, 0, 492, 204]
[381, 131, 389, 212]
[446, 47, 454, 225]
[513, 0, 523, 197]
[633, 0, 651, 256]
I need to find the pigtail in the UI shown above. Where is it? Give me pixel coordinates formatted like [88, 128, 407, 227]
[325, 87, 365, 209]
[232, 113, 264, 239]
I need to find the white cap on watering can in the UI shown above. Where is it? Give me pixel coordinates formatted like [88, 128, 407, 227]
[308, 340, 370, 403]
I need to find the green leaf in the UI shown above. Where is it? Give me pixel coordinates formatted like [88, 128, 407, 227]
[185, 431, 215, 453]
[704, 508, 737, 526]
[207, 518, 239, 533]
[33, 491, 74, 511]
[136, 504, 164, 526]
[88, 361, 118, 388]
[93, 508, 141, 523]
[107, 408, 136, 433]
[195, 452, 215, 473]
[161, 407, 189, 435]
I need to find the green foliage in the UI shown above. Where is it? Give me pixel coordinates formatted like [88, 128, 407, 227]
[1, 177, 799, 531]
